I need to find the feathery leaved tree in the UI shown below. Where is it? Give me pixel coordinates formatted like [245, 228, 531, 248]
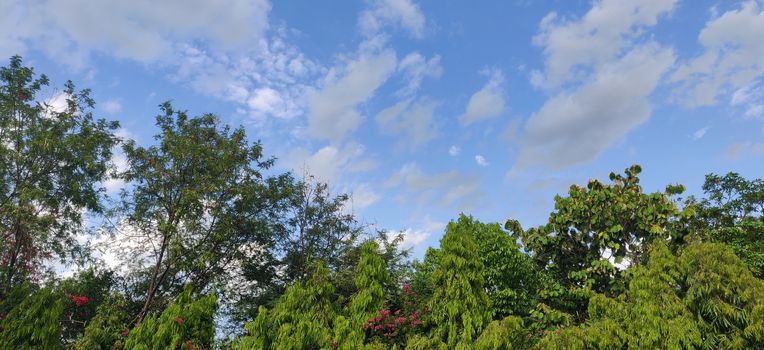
[344, 240, 390, 348]
[428, 215, 491, 349]
[0, 56, 118, 295]
[0, 286, 65, 350]
[117, 102, 293, 324]
[236, 263, 338, 349]
[123, 287, 216, 350]
[539, 241, 764, 349]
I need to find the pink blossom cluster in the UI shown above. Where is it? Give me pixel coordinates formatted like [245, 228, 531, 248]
[364, 308, 419, 339]
[70, 294, 89, 307]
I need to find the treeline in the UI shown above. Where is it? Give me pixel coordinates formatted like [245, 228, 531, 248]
[0, 56, 762, 349]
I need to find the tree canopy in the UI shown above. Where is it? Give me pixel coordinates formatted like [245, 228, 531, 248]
[2, 56, 764, 350]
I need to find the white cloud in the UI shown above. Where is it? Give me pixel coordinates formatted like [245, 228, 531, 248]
[397, 52, 442, 97]
[41, 92, 70, 118]
[350, 183, 380, 210]
[475, 155, 489, 166]
[102, 99, 122, 114]
[386, 163, 484, 210]
[308, 49, 397, 141]
[284, 142, 377, 184]
[171, 29, 323, 120]
[459, 69, 505, 125]
[376, 98, 439, 148]
[0, 0, 328, 128]
[398, 228, 429, 250]
[672, 2, 764, 109]
[517, 0, 676, 169]
[730, 82, 764, 119]
[692, 126, 709, 140]
[449, 145, 461, 156]
[532, 0, 678, 88]
[360, 0, 427, 39]
[518, 44, 674, 168]
[0, 0, 271, 67]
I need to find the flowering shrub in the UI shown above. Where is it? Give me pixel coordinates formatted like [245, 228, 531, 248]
[70, 295, 89, 308]
[363, 284, 425, 346]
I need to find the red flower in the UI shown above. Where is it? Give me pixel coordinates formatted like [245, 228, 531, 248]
[70, 295, 89, 307]
[175, 316, 184, 325]
[120, 329, 129, 337]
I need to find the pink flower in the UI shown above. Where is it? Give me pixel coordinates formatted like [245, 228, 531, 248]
[175, 316, 184, 325]
[70, 295, 89, 307]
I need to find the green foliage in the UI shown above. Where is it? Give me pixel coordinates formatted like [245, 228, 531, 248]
[474, 316, 529, 350]
[123, 288, 217, 350]
[73, 293, 131, 350]
[58, 268, 117, 344]
[6, 56, 764, 350]
[429, 215, 492, 348]
[0, 286, 65, 350]
[693, 172, 764, 278]
[236, 264, 338, 349]
[404, 334, 448, 350]
[512, 165, 692, 321]
[345, 240, 390, 347]
[118, 102, 293, 321]
[539, 241, 764, 349]
[473, 220, 542, 319]
[0, 55, 118, 294]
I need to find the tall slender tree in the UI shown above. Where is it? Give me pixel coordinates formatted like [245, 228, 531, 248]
[116, 102, 292, 324]
[428, 215, 491, 348]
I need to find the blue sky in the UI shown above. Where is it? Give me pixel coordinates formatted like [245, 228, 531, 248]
[3, 0, 763, 257]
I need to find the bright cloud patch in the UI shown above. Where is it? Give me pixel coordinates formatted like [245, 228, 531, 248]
[518, 0, 677, 169]
[460, 69, 505, 125]
[309, 49, 397, 141]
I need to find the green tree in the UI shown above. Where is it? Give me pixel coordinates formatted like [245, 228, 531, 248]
[474, 316, 529, 350]
[511, 165, 692, 321]
[73, 293, 131, 350]
[539, 241, 764, 349]
[0, 55, 118, 295]
[0, 286, 65, 350]
[692, 172, 764, 278]
[344, 240, 390, 347]
[234, 176, 363, 322]
[236, 263, 338, 350]
[428, 215, 491, 349]
[116, 102, 292, 323]
[123, 287, 216, 350]
[473, 220, 542, 319]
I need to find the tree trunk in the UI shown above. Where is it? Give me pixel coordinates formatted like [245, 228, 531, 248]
[134, 233, 169, 325]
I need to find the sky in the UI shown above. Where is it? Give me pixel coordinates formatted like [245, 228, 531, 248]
[2, 0, 763, 257]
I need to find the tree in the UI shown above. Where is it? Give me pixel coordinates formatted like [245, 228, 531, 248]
[0, 286, 65, 349]
[473, 316, 529, 350]
[510, 165, 692, 321]
[472, 220, 542, 320]
[428, 215, 491, 348]
[232, 176, 366, 326]
[123, 287, 217, 350]
[0, 55, 118, 295]
[73, 293, 131, 350]
[235, 263, 338, 349]
[116, 102, 292, 324]
[344, 240, 390, 347]
[539, 241, 764, 349]
[692, 172, 764, 278]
